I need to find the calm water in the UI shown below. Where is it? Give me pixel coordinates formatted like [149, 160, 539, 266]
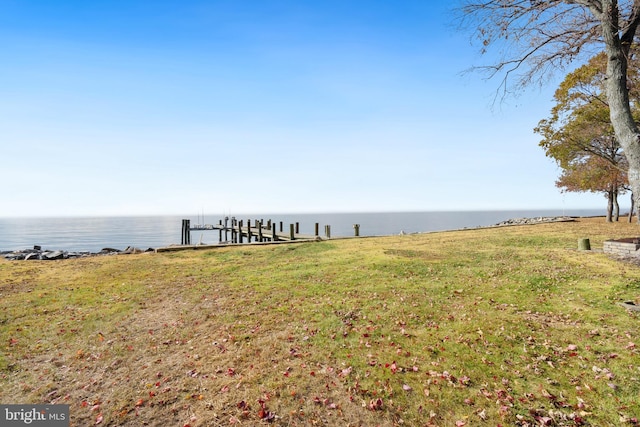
[0, 209, 604, 253]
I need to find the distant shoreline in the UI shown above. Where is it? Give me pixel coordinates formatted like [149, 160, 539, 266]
[2, 215, 608, 259]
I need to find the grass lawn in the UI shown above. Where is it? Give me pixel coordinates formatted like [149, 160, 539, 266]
[1, 217, 640, 426]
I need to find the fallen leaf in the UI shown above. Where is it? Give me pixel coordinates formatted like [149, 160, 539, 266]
[535, 416, 553, 426]
[340, 367, 352, 377]
[258, 408, 275, 421]
[368, 398, 383, 411]
[459, 375, 471, 386]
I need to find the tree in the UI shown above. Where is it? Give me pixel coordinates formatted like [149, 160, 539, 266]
[556, 152, 628, 220]
[458, 0, 640, 218]
[535, 53, 633, 221]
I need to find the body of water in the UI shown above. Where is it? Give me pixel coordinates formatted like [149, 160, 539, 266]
[0, 209, 605, 253]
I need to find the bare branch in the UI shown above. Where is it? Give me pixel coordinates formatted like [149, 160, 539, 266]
[457, 0, 603, 98]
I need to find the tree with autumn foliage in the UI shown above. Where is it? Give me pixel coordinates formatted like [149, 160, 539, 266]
[535, 52, 637, 221]
[458, 0, 640, 218]
[557, 156, 628, 221]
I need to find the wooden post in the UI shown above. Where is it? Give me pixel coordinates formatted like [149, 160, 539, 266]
[315, 223, 319, 236]
[295, 222, 300, 234]
[325, 225, 331, 238]
[232, 218, 237, 243]
[258, 221, 263, 241]
[290, 223, 295, 240]
[247, 220, 252, 242]
[353, 224, 360, 237]
[238, 220, 244, 244]
[272, 223, 278, 241]
[181, 219, 191, 245]
[578, 238, 591, 250]
[279, 221, 283, 232]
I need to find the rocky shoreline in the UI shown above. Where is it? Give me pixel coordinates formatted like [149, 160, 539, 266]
[1, 216, 576, 261]
[2, 246, 154, 261]
[492, 216, 575, 227]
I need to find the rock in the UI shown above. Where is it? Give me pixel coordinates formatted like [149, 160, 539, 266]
[494, 216, 573, 227]
[2, 246, 153, 261]
[619, 301, 640, 311]
[42, 250, 65, 260]
[100, 248, 121, 253]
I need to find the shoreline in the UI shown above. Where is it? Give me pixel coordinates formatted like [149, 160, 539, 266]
[2, 216, 590, 260]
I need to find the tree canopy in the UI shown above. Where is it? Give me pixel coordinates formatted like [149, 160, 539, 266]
[458, 0, 640, 216]
[535, 53, 631, 220]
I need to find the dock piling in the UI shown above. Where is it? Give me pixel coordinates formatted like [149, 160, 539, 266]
[181, 219, 191, 245]
[183, 216, 346, 246]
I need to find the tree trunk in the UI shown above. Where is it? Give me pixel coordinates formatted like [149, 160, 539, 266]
[613, 188, 620, 221]
[600, 0, 640, 224]
[630, 192, 635, 223]
[606, 189, 614, 222]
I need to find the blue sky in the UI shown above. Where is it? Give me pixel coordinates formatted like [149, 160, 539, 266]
[0, 1, 613, 217]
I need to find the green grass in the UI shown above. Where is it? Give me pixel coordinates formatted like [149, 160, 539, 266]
[1, 217, 640, 426]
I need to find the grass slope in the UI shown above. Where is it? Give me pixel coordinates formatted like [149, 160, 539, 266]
[1, 217, 640, 426]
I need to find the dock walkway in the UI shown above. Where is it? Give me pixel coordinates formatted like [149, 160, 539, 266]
[195, 221, 318, 243]
[156, 218, 359, 252]
[180, 218, 335, 246]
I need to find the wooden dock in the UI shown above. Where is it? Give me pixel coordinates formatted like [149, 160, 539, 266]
[155, 218, 361, 252]
[180, 218, 340, 245]
[205, 219, 319, 243]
